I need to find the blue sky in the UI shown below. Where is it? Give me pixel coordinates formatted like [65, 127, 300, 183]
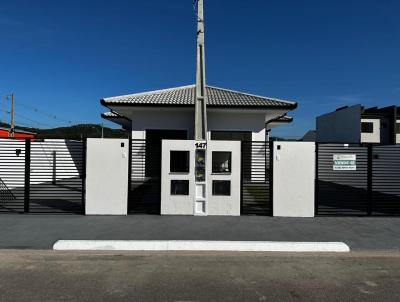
[0, 0, 399, 138]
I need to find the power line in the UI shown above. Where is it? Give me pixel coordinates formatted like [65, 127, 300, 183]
[14, 112, 56, 128]
[13, 121, 39, 128]
[15, 102, 75, 125]
[1, 94, 83, 126]
[1, 94, 105, 133]
[0, 109, 56, 128]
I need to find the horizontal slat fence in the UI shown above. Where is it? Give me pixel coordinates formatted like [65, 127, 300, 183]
[29, 140, 84, 213]
[241, 141, 272, 216]
[0, 138, 84, 214]
[0, 139, 26, 213]
[316, 143, 400, 216]
[316, 144, 368, 216]
[372, 145, 400, 215]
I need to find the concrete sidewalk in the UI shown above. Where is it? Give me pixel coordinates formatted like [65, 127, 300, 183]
[0, 215, 399, 251]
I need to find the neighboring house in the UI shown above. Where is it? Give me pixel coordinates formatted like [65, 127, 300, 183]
[316, 104, 399, 144]
[301, 130, 316, 142]
[0, 127, 35, 140]
[101, 85, 297, 143]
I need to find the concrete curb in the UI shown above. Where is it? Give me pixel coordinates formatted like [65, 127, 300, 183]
[53, 240, 350, 252]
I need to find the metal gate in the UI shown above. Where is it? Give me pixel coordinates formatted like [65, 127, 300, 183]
[371, 145, 400, 215]
[28, 140, 85, 213]
[0, 139, 26, 213]
[0, 139, 85, 214]
[128, 139, 161, 214]
[241, 141, 272, 215]
[316, 143, 400, 216]
[316, 144, 368, 216]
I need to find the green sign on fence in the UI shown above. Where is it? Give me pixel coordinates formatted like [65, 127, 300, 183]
[333, 154, 356, 171]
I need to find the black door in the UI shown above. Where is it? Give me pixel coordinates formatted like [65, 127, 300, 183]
[129, 129, 187, 214]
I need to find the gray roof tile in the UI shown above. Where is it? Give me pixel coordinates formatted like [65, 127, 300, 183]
[101, 85, 297, 109]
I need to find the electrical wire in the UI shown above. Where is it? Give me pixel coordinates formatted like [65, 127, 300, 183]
[0, 109, 55, 128]
[1, 95, 72, 124]
[13, 121, 39, 128]
[1, 95, 104, 130]
[15, 102, 74, 125]
[0, 95, 83, 126]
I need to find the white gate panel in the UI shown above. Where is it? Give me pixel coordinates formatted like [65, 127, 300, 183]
[273, 142, 315, 217]
[86, 139, 129, 215]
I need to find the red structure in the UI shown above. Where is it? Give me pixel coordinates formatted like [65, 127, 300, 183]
[0, 127, 35, 140]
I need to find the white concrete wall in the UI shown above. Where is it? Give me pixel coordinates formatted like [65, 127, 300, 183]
[207, 110, 266, 141]
[360, 118, 381, 143]
[207, 141, 241, 216]
[85, 139, 129, 215]
[273, 142, 315, 218]
[127, 108, 193, 140]
[396, 120, 400, 144]
[316, 105, 361, 143]
[110, 106, 284, 141]
[161, 140, 195, 215]
[161, 140, 241, 216]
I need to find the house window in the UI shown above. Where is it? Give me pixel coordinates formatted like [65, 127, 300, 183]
[212, 180, 231, 196]
[396, 122, 400, 134]
[170, 151, 189, 173]
[212, 152, 232, 173]
[171, 180, 189, 195]
[361, 122, 374, 133]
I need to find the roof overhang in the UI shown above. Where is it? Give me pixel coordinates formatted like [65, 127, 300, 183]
[101, 112, 131, 130]
[101, 100, 297, 111]
[266, 115, 294, 130]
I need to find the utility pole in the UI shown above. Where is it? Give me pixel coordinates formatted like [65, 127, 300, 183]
[101, 122, 104, 138]
[9, 93, 15, 138]
[194, 0, 207, 141]
[193, 0, 208, 216]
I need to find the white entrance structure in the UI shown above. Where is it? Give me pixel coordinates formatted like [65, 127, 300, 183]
[161, 140, 240, 216]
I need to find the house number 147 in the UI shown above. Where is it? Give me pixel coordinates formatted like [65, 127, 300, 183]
[195, 142, 207, 149]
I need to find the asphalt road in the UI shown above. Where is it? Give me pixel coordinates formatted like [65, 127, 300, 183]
[0, 251, 399, 302]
